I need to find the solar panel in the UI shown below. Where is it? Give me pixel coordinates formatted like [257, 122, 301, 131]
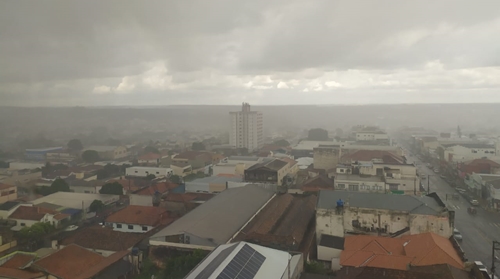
[217, 244, 266, 279]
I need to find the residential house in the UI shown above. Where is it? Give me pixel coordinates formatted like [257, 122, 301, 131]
[8, 205, 70, 229]
[67, 179, 105, 194]
[137, 152, 161, 166]
[31, 192, 119, 214]
[292, 175, 335, 194]
[184, 241, 303, 279]
[443, 143, 496, 163]
[172, 151, 213, 170]
[0, 183, 17, 203]
[244, 158, 292, 186]
[317, 234, 345, 270]
[212, 156, 264, 176]
[58, 225, 149, 256]
[292, 140, 337, 158]
[149, 185, 276, 251]
[25, 147, 63, 161]
[0, 201, 20, 219]
[33, 244, 131, 279]
[185, 176, 246, 193]
[334, 174, 386, 193]
[338, 233, 463, 271]
[316, 191, 453, 241]
[125, 166, 173, 178]
[0, 252, 45, 279]
[464, 173, 500, 207]
[129, 181, 178, 206]
[170, 164, 193, 177]
[84, 145, 128, 160]
[232, 194, 317, 259]
[105, 205, 169, 233]
[336, 264, 473, 279]
[45, 149, 77, 165]
[107, 177, 151, 194]
[162, 192, 215, 215]
[458, 158, 500, 176]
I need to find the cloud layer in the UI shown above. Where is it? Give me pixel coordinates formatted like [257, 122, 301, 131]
[1, 0, 500, 106]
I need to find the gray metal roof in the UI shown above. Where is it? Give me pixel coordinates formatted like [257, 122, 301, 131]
[187, 176, 243, 184]
[317, 190, 444, 216]
[227, 156, 261, 162]
[150, 185, 275, 246]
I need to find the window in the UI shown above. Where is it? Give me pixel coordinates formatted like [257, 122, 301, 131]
[128, 225, 134, 230]
[142, 226, 148, 231]
[389, 184, 398, 191]
[116, 224, 122, 228]
[20, 223, 25, 226]
[135, 171, 138, 173]
[156, 172, 159, 174]
[337, 183, 345, 189]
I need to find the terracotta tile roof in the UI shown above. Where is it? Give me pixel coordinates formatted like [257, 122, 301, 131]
[463, 158, 500, 167]
[340, 233, 464, 271]
[60, 225, 146, 251]
[342, 150, 404, 165]
[74, 250, 129, 279]
[279, 157, 298, 167]
[174, 151, 212, 160]
[9, 206, 57, 221]
[34, 244, 104, 279]
[105, 205, 168, 226]
[108, 178, 150, 193]
[138, 152, 161, 161]
[301, 175, 334, 191]
[0, 183, 15, 190]
[1, 253, 36, 268]
[0, 267, 44, 279]
[134, 181, 177, 196]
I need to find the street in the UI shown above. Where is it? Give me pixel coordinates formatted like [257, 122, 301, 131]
[406, 149, 500, 276]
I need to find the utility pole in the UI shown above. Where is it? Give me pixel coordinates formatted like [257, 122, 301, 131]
[492, 241, 500, 277]
[427, 174, 430, 194]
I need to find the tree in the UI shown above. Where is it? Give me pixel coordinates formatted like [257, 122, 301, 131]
[305, 261, 329, 275]
[144, 146, 160, 154]
[146, 174, 156, 180]
[169, 175, 182, 184]
[82, 150, 100, 163]
[89, 199, 105, 213]
[18, 222, 54, 242]
[192, 142, 205, 151]
[99, 182, 124, 195]
[163, 250, 208, 279]
[67, 139, 83, 151]
[51, 178, 70, 192]
[273, 139, 290, 147]
[308, 128, 329, 141]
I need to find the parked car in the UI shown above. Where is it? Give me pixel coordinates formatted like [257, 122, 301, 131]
[470, 199, 480, 206]
[434, 169, 440, 173]
[453, 229, 463, 241]
[475, 261, 488, 273]
[456, 188, 466, 194]
[64, 225, 79, 231]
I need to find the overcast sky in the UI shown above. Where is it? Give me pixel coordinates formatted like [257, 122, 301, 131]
[1, 0, 500, 106]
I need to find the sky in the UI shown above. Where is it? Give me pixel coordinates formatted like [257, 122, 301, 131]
[1, 0, 500, 106]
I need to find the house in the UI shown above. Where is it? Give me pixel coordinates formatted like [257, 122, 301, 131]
[0, 201, 20, 219]
[149, 185, 276, 250]
[162, 192, 215, 215]
[129, 181, 178, 206]
[172, 151, 213, 169]
[292, 140, 337, 158]
[137, 152, 161, 166]
[334, 174, 387, 193]
[316, 191, 453, 240]
[125, 166, 173, 178]
[107, 177, 151, 194]
[244, 158, 292, 186]
[317, 234, 345, 269]
[458, 158, 500, 176]
[184, 241, 303, 279]
[341, 150, 405, 165]
[83, 145, 128, 160]
[336, 264, 472, 279]
[67, 178, 106, 194]
[212, 156, 264, 176]
[339, 233, 463, 271]
[105, 205, 169, 233]
[313, 146, 341, 170]
[443, 143, 496, 163]
[25, 147, 63, 161]
[232, 194, 317, 259]
[0, 183, 17, 203]
[33, 244, 131, 279]
[170, 164, 193, 177]
[0, 252, 44, 279]
[46, 149, 77, 164]
[297, 175, 335, 193]
[464, 173, 500, 200]
[8, 205, 70, 230]
[31, 192, 119, 214]
[185, 176, 246, 193]
[58, 225, 148, 256]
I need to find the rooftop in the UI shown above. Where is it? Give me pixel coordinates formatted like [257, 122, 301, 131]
[150, 185, 275, 246]
[246, 158, 288, 172]
[336, 264, 470, 279]
[301, 175, 335, 191]
[60, 225, 147, 251]
[106, 205, 168, 226]
[164, 192, 215, 203]
[317, 191, 446, 216]
[185, 241, 301, 279]
[319, 234, 345, 250]
[1, 253, 36, 269]
[292, 140, 336, 151]
[227, 156, 261, 162]
[9, 205, 57, 221]
[334, 174, 385, 182]
[174, 151, 212, 160]
[186, 176, 243, 184]
[340, 233, 464, 270]
[32, 192, 119, 210]
[134, 181, 178, 196]
[138, 152, 162, 160]
[84, 145, 122, 152]
[342, 150, 404, 165]
[443, 143, 495, 149]
[25, 147, 63, 152]
[0, 201, 20, 211]
[0, 182, 15, 190]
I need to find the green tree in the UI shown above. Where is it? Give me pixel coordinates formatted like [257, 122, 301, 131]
[89, 199, 105, 213]
[305, 261, 329, 275]
[273, 139, 290, 147]
[192, 142, 205, 151]
[51, 178, 70, 192]
[99, 182, 124, 195]
[144, 146, 160, 154]
[146, 174, 156, 180]
[82, 150, 100, 163]
[169, 175, 182, 184]
[67, 139, 83, 151]
[18, 222, 54, 242]
[308, 128, 328, 141]
[163, 250, 208, 279]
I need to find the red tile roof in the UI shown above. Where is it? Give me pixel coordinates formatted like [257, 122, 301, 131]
[1, 253, 36, 268]
[340, 233, 463, 271]
[0, 183, 15, 190]
[174, 151, 211, 160]
[134, 181, 177, 196]
[0, 267, 44, 279]
[301, 175, 334, 192]
[108, 178, 150, 193]
[105, 205, 168, 226]
[9, 206, 57, 221]
[138, 152, 161, 161]
[34, 244, 104, 279]
[74, 250, 129, 279]
[464, 158, 500, 167]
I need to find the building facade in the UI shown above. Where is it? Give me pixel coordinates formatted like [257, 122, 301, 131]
[229, 103, 263, 152]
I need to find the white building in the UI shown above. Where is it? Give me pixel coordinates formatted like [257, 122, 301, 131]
[316, 191, 453, 240]
[105, 205, 167, 233]
[443, 143, 496, 163]
[355, 131, 390, 142]
[229, 103, 263, 152]
[125, 166, 173, 178]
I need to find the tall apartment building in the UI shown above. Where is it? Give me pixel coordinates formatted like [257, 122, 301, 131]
[229, 103, 263, 152]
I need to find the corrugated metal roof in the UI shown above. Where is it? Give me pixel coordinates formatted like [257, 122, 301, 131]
[317, 191, 444, 216]
[150, 185, 275, 246]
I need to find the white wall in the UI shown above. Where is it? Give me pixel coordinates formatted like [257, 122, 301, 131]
[11, 218, 39, 228]
[213, 164, 237, 176]
[9, 162, 45, 170]
[109, 222, 153, 233]
[129, 194, 152, 206]
[317, 246, 342, 262]
[445, 145, 496, 162]
[335, 179, 385, 193]
[126, 167, 173, 177]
